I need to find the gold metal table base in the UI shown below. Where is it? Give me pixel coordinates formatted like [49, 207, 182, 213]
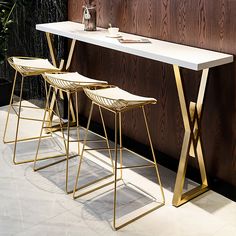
[172, 65, 209, 207]
[45, 32, 77, 127]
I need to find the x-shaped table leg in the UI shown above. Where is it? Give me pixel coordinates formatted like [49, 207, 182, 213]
[45, 32, 77, 127]
[172, 65, 209, 207]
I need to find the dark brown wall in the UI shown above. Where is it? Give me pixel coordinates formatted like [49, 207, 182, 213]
[68, 0, 236, 189]
[0, 0, 67, 100]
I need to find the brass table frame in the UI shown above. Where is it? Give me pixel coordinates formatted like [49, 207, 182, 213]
[172, 65, 209, 207]
[45, 32, 209, 207]
[43, 31, 210, 207]
[45, 32, 77, 124]
[36, 21, 233, 207]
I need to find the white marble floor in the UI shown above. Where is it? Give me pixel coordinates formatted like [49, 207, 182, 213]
[0, 102, 235, 236]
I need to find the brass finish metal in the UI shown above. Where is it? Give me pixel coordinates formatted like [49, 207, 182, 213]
[46, 32, 57, 67]
[65, 92, 72, 193]
[67, 91, 76, 123]
[3, 57, 60, 165]
[12, 75, 24, 164]
[113, 112, 118, 229]
[3, 135, 50, 144]
[73, 100, 165, 230]
[73, 102, 115, 198]
[3, 70, 17, 144]
[119, 112, 123, 179]
[172, 65, 209, 207]
[75, 92, 80, 156]
[34, 82, 112, 194]
[73, 102, 94, 197]
[116, 164, 155, 170]
[66, 39, 76, 70]
[34, 86, 73, 194]
[45, 32, 77, 128]
[98, 105, 114, 172]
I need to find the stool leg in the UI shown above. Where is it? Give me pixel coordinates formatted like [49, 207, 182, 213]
[43, 78, 48, 102]
[34, 85, 53, 170]
[67, 91, 76, 123]
[142, 106, 165, 204]
[113, 112, 118, 230]
[55, 89, 73, 194]
[12, 75, 24, 164]
[34, 87, 69, 171]
[119, 112, 123, 179]
[54, 89, 67, 151]
[98, 106, 114, 172]
[43, 78, 50, 123]
[73, 102, 94, 198]
[65, 92, 71, 193]
[3, 70, 18, 143]
[75, 92, 80, 156]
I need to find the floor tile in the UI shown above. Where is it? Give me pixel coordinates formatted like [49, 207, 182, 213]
[0, 102, 235, 236]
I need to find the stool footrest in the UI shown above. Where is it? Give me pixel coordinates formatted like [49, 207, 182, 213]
[13, 152, 67, 165]
[117, 163, 155, 170]
[34, 153, 78, 171]
[11, 105, 47, 122]
[73, 176, 122, 199]
[115, 201, 165, 231]
[12, 104, 44, 110]
[84, 147, 122, 151]
[69, 139, 107, 143]
[4, 134, 51, 144]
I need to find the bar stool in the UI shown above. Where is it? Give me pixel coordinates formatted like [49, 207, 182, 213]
[34, 72, 113, 194]
[73, 85, 165, 230]
[3, 56, 61, 164]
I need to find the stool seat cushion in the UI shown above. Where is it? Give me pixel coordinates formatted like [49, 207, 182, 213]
[44, 72, 107, 91]
[13, 58, 58, 70]
[84, 87, 157, 111]
[8, 57, 60, 76]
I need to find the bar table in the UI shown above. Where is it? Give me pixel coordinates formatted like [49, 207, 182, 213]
[36, 21, 233, 207]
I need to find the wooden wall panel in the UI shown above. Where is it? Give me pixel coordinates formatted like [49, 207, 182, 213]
[68, 0, 236, 188]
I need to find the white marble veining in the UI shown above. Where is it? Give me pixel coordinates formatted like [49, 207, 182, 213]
[0, 101, 235, 236]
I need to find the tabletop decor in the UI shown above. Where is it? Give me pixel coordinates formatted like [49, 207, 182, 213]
[83, 0, 96, 31]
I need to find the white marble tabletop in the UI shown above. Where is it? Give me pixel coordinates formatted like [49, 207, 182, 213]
[36, 21, 233, 71]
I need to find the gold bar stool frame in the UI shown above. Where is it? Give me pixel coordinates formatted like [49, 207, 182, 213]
[34, 72, 113, 194]
[3, 57, 61, 164]
[73, 86, 165, 230]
